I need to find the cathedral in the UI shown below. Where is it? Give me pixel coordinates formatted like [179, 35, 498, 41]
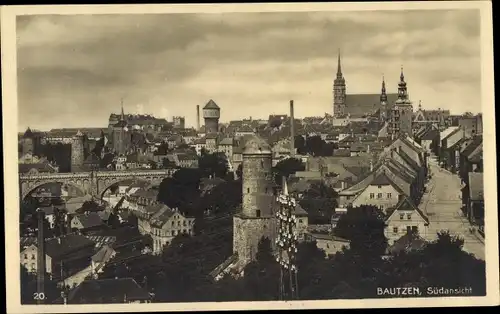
[333, 52, 399, 120]
[333, 52, 414, 138]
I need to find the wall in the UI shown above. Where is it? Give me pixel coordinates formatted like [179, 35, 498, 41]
[242, 154, 274, 217]
[233, 215, 276, 263]
[352, 184, 402, 212]
[385, 210, 429, 244]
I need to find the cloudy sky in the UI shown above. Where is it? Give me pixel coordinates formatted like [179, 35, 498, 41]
[16, 9, 481, 131]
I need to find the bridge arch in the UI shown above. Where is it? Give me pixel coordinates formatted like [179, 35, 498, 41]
[20, 179, 87, 201]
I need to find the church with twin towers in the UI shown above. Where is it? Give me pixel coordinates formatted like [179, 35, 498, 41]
[333, 51, 414, 138]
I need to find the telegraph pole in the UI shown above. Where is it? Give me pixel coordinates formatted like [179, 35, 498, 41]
[275, 176, 299, 300]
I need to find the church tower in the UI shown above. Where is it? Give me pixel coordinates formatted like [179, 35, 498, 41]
[71, 130, 85, 172]
[380, 75, 388, 122]
[233, 135, 276, 264]
[112, 102, 128, 155]
[333, 51, 346, 118]
[390, 67, 414, 138]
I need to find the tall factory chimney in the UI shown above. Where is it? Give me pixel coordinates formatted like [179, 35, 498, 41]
[36, 209, 46, 304]
[289, 100, 296, 158]
[196, 105, 200, 131]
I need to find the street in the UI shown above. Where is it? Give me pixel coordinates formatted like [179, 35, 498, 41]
[420, 157, 485, 260]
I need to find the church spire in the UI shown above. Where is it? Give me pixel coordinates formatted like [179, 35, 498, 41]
[120, 98, 125, 121]
[336, 49, 343, 78]
[380, 75, 387, 103]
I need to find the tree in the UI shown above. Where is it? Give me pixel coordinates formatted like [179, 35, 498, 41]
[99, 153, 115, 169]
[198, 151, 229, 179]
[273, 157, 305, 185]
[156, 142, 169, 155]
[157, 168, 202, 215]
[298, 182, 338, 224]
[334, 205, 388, 256]
[294, 135, 306, 155]
[148, 161, 158, 170]
[162, 157, 177, 169]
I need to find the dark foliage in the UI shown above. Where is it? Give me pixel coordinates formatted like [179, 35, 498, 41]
[334, 205, 388, 256]
[198, 151, 229, 179]
[157, 168, 202, 215]
[40, 143, 71, 173]
[20, 267, 61, 304]
[298, 182, 338, 224]
[273, 158, 305, 186]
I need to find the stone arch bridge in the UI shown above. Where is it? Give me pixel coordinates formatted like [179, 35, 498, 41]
[19, 169, 177, 200]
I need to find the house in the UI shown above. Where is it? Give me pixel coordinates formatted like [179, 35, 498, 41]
[234, 125, 255, 137]
[193, 137, 207, 155]
[384, 197, 429, 245]
[65, 195, 94, 215]
[125, 153, 153, 170]
[304, 233, 350, 257]
[176, 153, 198, 168]
[458, 114, 483, 138]
[137, 204, 196, 254]
[218, 137, 235, 158]
[294, 203, 309, 241]
[18, 162, 59, 175]
[20, 234, 95, 280]
[126, 188, 159, 213]
[463, 172, 484, 226]
[70, 212, 105, 233]
[60, 278, 151, 304]
[349, 171, 406, 213]
[204, 133, 218, 153]
[416, 125, 440, 154]
[459, 136, 483, 182]
[90, 244, 117, 277]
[438, 127, 463, 169]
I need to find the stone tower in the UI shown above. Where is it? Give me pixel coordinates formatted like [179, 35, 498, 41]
[380, 75, 388, 122]
[203, 99, 220, 134]
[112, 103, 128, 155]
[233, 135, 277, 264]
[333, 50, 346, 118]
[71, 130, 85, 172]
[390, 67, 414, 138]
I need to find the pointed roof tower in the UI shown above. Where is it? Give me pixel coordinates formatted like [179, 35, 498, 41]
[380, 75, 388, 103]
[397, 66, 408, 101]
[336, 49, 344, 79]
[114, 99, 128, 128]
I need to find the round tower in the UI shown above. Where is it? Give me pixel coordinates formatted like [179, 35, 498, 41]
[71, 130, 85, 172]
[242, 136, 274, 217]
[203, 99, 220, 134]
[233, 135, 277, 264]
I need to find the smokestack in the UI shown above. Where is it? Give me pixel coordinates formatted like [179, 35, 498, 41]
[36, 209, 46, 304]
[196, 105, 200, 131]
[290, 100, 295, 158]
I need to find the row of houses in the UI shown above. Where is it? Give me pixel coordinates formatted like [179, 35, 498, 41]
[414, 123, 484, 230]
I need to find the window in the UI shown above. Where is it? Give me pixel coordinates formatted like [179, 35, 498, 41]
[171, 221, 174, 226]
[247, 188, 250, 193]
[369, 193, 375, 199]
[183, 229, 187, 234]
[24, 254, 27, 259]
[172, 230, 175, 236]
[393, 227, 398, 234]
[387, 193, 392, 199]
[256, 210, 261, 218]
[183, 221, 186, 226]
[411, 226, 418, 233]
[177, 221, 180, 226]
[299, 219, 303, 223]
[31, 254, 35, 260]
[400, 214, 404, 220]
[377, 193, 382, 199]
[378, 185, 382, 189]
[31, 263, 35, 271]
[407, 214, 412, 220]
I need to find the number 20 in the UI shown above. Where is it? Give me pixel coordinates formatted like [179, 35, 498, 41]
[33, 292, 45, 300]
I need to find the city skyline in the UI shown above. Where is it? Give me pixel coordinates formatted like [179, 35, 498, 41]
[17, 9, 481, 131]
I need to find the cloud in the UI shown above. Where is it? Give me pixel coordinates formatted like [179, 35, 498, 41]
[15, 9, 481, 131]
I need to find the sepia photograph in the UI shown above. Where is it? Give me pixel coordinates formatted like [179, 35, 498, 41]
[2, 1, 498, 313]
